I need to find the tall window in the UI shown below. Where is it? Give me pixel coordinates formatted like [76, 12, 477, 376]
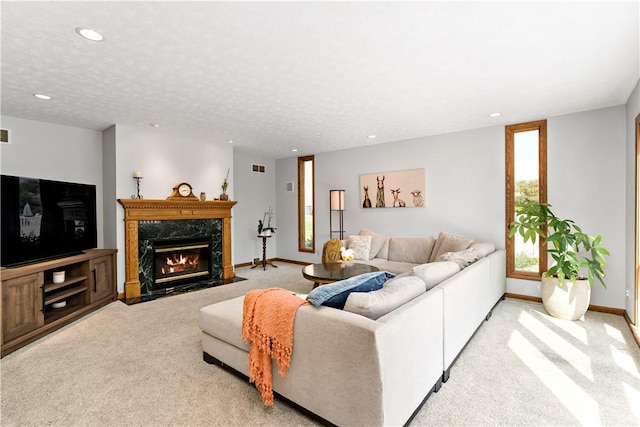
[298, 155, 315, 253]
[506, 120, 547, 279]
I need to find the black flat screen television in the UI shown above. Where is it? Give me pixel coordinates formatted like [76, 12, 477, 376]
[1, 175, 98, 267]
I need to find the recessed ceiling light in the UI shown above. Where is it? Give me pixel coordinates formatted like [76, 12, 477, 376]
[488, 112, 502, 118]
[76, 27, 104, 42]
[150, 123, 160, 128]
[33, 93, 52, 100]
[367, 135, 377, 139]
[227, 139, 234, 144]
[291, 148, 298, 152]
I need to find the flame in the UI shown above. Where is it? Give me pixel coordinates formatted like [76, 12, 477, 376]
[160, 253, 200, 275]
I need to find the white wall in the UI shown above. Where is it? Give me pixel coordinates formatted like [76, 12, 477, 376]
[276, 106, 628, 309]
[233, 151, 277, 264]
[276, 125, 505, 264]
[626, 79, 639, 322]
[102, 125, 117, 249]
[109, 125, 233, 293]
[2, 103, 632, 309]
[548, 106, 626, 310]
[0, 116, 105, 248]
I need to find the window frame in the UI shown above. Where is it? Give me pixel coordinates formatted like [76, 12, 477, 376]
[505, 120, 548, 280]
[297, 155, 315, 253]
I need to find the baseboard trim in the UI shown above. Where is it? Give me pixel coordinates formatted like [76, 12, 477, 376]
[505, 293, 624, 315]
[623, 312, 640, 348]
[274, 258, 309, 266]
[588, 304, 625, 316]
[234, 261, 253, 268]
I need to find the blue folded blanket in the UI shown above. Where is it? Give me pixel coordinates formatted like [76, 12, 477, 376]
[306, 271, 396, 309]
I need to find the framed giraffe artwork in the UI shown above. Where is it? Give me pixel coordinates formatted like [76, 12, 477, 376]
[359, 168, 425, 208]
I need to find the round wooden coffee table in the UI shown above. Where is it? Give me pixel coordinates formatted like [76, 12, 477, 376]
[302, 262, 380, 288]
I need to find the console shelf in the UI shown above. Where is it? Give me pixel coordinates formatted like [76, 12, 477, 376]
[44, 276, 87, 294]
[1, 249, 117, 357]
[44, 285, 87, 306]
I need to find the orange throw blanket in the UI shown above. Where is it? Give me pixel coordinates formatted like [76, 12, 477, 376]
[242, 287, 309, 406]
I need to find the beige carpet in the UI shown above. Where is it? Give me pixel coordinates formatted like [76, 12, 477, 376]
[1, 262, 639, 426]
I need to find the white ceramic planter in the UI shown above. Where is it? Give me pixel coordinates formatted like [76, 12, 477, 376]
[541, 275, 591, 320]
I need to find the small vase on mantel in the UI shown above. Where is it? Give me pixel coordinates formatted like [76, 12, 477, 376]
[220, 174, 229, 201]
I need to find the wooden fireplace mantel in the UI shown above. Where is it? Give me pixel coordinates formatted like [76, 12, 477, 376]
[118, 199, 237, 299]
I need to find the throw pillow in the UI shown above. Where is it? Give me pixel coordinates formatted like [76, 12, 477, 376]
[410, 261, 460, 290]
[388, 236, 436, 264]
[347, 235, 372, 261]
[306, 271, 396, 309]
[437, 247, 479, 269]
[343, 276, 426, 320]
[358, 229, 389, 260]
[429, 232, 475, 262]
[322, 238, 342, 263]
[469, 242, 496, 258]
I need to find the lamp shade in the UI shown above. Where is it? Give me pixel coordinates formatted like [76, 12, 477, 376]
[330, 190, 345, 211]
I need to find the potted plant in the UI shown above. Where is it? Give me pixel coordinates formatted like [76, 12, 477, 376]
[220, 169, 230, 201]
[508, 202, 609, 320]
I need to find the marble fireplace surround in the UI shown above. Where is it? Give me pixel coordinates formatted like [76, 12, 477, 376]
[118, 199, 237, 299]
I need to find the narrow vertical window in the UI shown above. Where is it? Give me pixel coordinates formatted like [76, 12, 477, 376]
[298, 155, 315, 253]
[506, 120, 547, 279]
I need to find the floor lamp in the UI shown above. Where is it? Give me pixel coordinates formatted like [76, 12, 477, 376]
[330, 189, 345, 240]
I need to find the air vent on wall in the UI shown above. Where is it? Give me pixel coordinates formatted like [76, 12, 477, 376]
[251, 164, 265, 173]
[286, 181, 294, 193]
[1, 129, 10, 144]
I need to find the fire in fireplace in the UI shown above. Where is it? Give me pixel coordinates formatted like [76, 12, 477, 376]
[153, 237, 211, 289]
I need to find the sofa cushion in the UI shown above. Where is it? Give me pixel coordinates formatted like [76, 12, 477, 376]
[306, 271, 396, 309]
[437, 247, 479, 269]
[377, 237, 391, 259]
[347, 235, 372, 261]
[469, 242, 496, 258]
[343, 276, 426, 320]
[388, 236, 436, 264]
[429, 232, 474, 262]
[410, 261, 460, 290]
[199, 296, 249, 351]
[361, 259, 419, 275]
[358, 229, 389, 260]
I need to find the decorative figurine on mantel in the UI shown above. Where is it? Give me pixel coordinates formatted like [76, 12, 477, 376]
[220, 168, 230, 201]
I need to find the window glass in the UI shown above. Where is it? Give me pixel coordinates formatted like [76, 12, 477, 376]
[506, 120, 547, 279]
[298, 156, 315, 252]
[513, 130, 540, 273]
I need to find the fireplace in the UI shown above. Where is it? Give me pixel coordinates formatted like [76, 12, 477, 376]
[118, 199, 237, 301]
[153, 237, 211, 289]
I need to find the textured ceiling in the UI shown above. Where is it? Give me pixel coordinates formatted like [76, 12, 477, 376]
[1, 1, 638, 159]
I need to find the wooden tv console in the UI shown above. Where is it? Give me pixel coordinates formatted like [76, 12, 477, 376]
[1, 249, 117, 357]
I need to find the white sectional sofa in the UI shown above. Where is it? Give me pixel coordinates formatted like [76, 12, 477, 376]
[199, 230, 506, 426]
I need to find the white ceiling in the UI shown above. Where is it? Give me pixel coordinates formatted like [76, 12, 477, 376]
[1, 1, 638, 159]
